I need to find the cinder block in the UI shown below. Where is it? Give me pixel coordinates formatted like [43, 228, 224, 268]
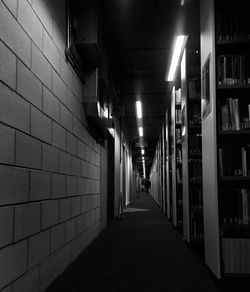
[66, 176, 77, 197]
[0, 240, 27, 290]
[39, 253, 58, 292]
[31, 106, 51, 143]
[59, 151, 71, 174]
[18, 0, 43, 49]
[2, 0, 17, 16]
[77, 140, 86, 160]
[43, 87, 60, 122]
[67, 88, 83, 120]
[31, 43, 52, 89]
[57, 242, 71, 275]
[14, 202, 41, 241]
[60, 57, 72, 88]
[30, 170, 51, 201]
[41, 200, 59, 229]
[77, 177, 85, 197]
[28, 230, 50, 268]
[60, 104, 72, 132]
[0, 82, 30, 133]
[67, 132, 77, 156]
[52, 122, 66, 150]
[0, 165, 29, 205]
[0, 40, 16, 89]
[17, 60, 42, 109]
[52, 17, 65, 56]
[59, 198, 71, 222]
[72, 116, 83, 139]
[32, 0, 53, 37]
[47, 0, 66, 30]
[71, 72, 83, 103]
[51, 173, 66, 198]
[50, 222, 65, 253]
[12, 267, 39, 292]
[42, 143, 59, 172]
[1, 285, 11, 292]
[71, 197, 81, 217]
[0, 1, 31, 66]
[43, 29, 60, 73]
[71, 156, 82, 176]
[16, 131, 42, 169]
[52, 70, 67, 104]
[66, 218, 76, 242]
[0, 206, 13, 248]
[0, 124, 15, 164]
[75, 213, 86, 235]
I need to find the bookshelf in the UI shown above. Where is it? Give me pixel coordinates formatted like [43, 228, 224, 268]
[181, 49, 204, 247]
[201, 0, 250, 278]
[171, 86, 183, 230]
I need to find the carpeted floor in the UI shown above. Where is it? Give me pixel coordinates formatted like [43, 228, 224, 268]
[46, 194, 250, 292]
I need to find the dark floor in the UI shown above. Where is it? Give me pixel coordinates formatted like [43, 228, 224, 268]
[47, 193, 250, 292]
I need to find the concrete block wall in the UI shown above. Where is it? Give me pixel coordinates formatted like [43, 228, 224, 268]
[0, 0, 103, 290]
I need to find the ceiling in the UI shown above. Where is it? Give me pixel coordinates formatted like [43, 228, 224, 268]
[101, 0, 200, 177]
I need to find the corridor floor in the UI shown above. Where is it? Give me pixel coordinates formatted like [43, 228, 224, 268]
[47, 194, 249, 292]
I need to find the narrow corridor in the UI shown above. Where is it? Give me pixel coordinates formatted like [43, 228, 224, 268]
[46, 193, 246, 292]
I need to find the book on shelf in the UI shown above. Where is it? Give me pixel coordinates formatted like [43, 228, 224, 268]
[221, 188, 250, 225]
[222, 238, 250, 274]
[219, 146, 250, 177]
[216, 8, 250, 42]
[217, 54, 250, 86]
[220, 98, 250, 131]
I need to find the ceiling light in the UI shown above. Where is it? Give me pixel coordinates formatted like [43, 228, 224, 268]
[141, 149, 145, 155]
[180, 0, 184, 6]
[136, 101, 142, 119]
[139, 127, 143, 137]
[167, 35, 188, 81]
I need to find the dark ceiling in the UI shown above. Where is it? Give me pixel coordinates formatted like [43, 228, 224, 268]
[101, 0, 200, 177]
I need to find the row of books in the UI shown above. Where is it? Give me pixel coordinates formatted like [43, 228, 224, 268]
[217, 54, 250, 86]
[189, 158, 202, 182]
[220, 188, 250, 225]
[222, 237, 250, 273]
[175, 88, 182, 105]
[176, 128, 182, 142]
[191, 205, 204, 240]
[177, 168, 182, 184]
[176, 148, 182, 163]
[188, 78, 200, 99]
[218, 146, 250, 177]
[189, 103, 201, 126]
[216, 9, 250, 41]
[220, 98, 250, 131]
[189, 134, 202, 154]
[176, 108, 182, 124]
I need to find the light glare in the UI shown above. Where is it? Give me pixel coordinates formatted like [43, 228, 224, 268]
[136, 101, 142, 119]
[139, 127, 143, 137]
[167, 35, 187, 81]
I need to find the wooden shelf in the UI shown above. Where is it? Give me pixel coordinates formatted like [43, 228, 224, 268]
[219, 130, 250, 135]
[217, 39, 250, 46]
[218, 84, 250, 90]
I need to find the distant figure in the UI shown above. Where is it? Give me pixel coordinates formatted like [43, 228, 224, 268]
[144, 178, 151, 194]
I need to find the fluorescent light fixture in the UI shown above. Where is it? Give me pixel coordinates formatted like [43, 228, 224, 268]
[180, 0, 185, 5]
[167, 35, 188, 81]
[136, 101, 142, 119]
[141, 149, 145, 155]
[139, 127, 143, 137]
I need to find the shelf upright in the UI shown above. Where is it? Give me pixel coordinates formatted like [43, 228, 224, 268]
[201, 0, 250, 278]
